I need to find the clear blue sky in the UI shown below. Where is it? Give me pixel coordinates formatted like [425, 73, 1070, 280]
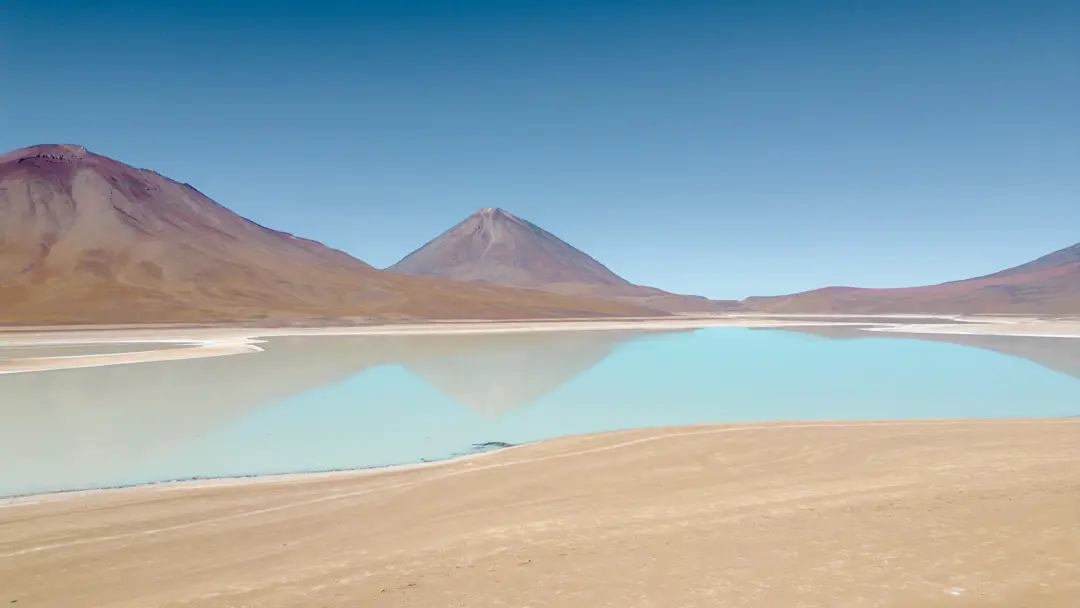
[2, 0, 1077, 299]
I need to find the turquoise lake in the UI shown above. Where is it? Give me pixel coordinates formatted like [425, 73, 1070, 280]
[2, 326, 1079, 497]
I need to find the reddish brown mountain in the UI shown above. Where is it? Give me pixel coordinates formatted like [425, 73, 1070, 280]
[390, 208, 632, 286]
[744, 243, 1080, 314]
[0, 145, 661, 323]
[389, 208, 740, 313]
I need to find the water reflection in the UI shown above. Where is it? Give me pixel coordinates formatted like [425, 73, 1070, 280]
[3, 326, 1077, 497]
[399, 331, 676, 415]
[757, 325, 1080, 383]
[0, 330, 680, 496]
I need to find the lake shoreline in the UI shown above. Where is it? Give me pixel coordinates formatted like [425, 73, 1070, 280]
[2, 417, 1075, 507]
[2, 313, 1079, 375]
[3, 418, 1078, 607]
[0, 440, 532, 506]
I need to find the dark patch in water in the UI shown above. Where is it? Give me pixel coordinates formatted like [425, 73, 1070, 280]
[473, 441, 514, 450]
[448, 441, 516, 458]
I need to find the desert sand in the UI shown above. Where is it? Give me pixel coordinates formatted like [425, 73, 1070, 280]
[1, 420, 1078, 607]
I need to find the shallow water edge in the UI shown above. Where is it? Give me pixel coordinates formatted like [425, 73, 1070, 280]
[4, 418, 1076, 506]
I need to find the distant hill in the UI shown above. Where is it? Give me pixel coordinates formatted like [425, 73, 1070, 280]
[389, 207, 741, 313]
[0, 145, 661, 323]
[744, 243, 1080, 314]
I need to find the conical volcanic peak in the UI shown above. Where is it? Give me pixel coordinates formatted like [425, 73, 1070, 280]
[389, 208, 743, 313]
[390, 207, 632, 288]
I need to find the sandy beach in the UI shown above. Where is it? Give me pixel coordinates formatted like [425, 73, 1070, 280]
[1, 419, 1078, 607]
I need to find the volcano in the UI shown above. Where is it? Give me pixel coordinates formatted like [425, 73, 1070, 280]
[389, 208, 740, 313]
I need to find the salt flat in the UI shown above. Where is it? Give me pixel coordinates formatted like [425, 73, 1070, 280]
[0, 316, 875, 374]
[2, 314, 1078, 375]
[1, 420, 1077, 607]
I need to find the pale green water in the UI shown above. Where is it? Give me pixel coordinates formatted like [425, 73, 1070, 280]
[1, 327, 1078, 497]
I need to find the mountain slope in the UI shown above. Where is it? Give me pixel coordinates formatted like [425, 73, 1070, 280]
[391, 208, 631, 287]
[0, 145, 661, 323]
[744, 243, 1080, 314]
[389, 208, 740, 313]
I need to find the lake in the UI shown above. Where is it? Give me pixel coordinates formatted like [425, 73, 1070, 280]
[2, 326, 1078, 497]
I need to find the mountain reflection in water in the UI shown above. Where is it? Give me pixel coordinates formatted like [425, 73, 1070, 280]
[4, 325, 1078, 497]
[755, 325, 1080, 384]
[0, 330, 685, 495]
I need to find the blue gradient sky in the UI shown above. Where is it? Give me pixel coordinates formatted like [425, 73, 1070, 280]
[2, 1, 1077, 299]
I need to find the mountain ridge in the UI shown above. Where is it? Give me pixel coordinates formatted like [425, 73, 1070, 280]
[0, 144, 663, 323]
[9, 144, 1070, 319]
[743, 242, 1080, 314]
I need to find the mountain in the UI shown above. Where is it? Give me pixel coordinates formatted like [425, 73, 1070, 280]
[392, 208, 629, 287]
[0, 145, 661, 323]
[389, 207, 741, 313]
[744, 243, 1080, 314]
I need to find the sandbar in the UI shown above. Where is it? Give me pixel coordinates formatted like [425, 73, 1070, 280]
[1, 419, 1077, 607]
[4, 313, 1079, 375]
[868, 316, 1080, 339]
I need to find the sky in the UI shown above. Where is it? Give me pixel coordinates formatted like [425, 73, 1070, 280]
[2, 0, 1077, 299]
